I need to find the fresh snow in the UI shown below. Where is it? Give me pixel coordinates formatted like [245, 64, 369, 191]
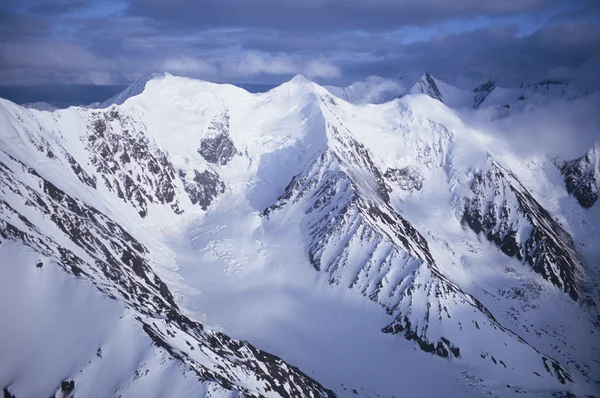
[1, 72, 599, 397]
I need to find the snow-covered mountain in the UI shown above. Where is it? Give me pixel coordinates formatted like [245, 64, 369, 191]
[1, 72, 599, 398]
[328, 73, 590, 117]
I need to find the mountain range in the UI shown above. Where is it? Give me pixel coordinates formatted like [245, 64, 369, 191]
[1, 72, 599, 398]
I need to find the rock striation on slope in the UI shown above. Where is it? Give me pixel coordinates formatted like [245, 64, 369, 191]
[264, 99, 572, 385]
[462, 158, 584, 300]
[558, 144, 599, 209]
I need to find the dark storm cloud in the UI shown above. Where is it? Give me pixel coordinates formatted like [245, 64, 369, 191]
[28, 1, 88, 15]
[0, 10, 53, 40]
[126, 0, 556, 32]
[388, 21, 600, 85]
[0, 0, 598, 86]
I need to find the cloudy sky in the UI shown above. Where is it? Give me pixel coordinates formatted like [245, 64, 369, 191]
[1, 0, 599, 86]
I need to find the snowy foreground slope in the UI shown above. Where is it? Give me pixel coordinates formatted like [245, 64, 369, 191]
[1, 73, 599, 397]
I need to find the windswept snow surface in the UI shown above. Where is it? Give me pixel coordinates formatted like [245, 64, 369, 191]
[1, 73, 599, 397]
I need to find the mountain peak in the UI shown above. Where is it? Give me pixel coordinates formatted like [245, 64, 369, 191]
[289, 74, 312, 85]
[411, 71, 443, 102]
[99, 72, 174, 108]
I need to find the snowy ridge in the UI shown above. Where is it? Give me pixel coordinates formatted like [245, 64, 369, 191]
[263, 102, 573, 386]
[409, 72, 476, 108]
[523, 80, 587, 101]
[329, 73, 590, 113]
[1, 73, 599, 397]
[472, 79, 497, 109]
[99, 73, 169, 108]
[462, 158, 585, 300]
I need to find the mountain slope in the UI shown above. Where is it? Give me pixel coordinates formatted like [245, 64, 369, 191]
[462, 158, 584, 300]
[263, 96, 575, 388]
[1, 73, 599, 397]
[558, 143, 600, 208]
[0, 150, 335, 398]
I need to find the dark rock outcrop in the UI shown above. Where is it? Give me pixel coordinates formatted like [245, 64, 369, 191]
[384, 166, 424, 191]
[462, 159, 583, 300]
[198, 112, 239, 165]
[558, 145, 599, 208]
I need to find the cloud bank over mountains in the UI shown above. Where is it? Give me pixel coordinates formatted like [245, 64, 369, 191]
[0, 0, 599, 86]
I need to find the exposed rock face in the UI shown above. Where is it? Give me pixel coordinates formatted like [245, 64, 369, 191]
[462, 159, 583, 300]
[384, 166, 424, 191]
[0, 149, 335, 398]
[473, 79, 497, 109]
[198, 112, 239, 165]
[16, 106, 226, 218]
[411, 72, 444, 102]
[558, 145, 599, 208]
[86, 109, 182, 216]
[1, 74, 594, 395]
[179, 169, 226, 210]
[523, 80, 585, 101]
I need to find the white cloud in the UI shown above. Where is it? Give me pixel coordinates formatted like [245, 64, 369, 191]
[82, 71, 113, 85]
[229, 52, 297, 76]
[161, 56, 217, 76]
[303, 59, 341, 79]
[221, 52, 342, 80]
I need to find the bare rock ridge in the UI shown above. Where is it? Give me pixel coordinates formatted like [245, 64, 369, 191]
[558, 144, 600, 208]
[462, 158, 584, 300]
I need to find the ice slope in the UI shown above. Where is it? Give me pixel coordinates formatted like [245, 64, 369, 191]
[1, 72, 599, 397]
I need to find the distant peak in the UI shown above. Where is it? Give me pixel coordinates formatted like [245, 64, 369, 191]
[412, 72, 443, 102]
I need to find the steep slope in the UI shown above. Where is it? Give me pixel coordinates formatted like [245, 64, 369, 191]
[472, 79, 498, 109]
[263, 95, 573, 388]
[0, 148, 335, 398]
[0, 242, 243, 398]
[462, 158, 584, 300]
[558, 144, 600, 208]
[409, 72, 475, 108]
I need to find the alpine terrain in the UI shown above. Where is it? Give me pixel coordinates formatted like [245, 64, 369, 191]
[1, 72, 599, 398]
